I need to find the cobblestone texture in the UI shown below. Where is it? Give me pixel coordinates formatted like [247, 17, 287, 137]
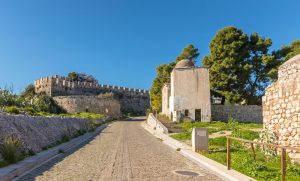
[17, 120, 222, 181]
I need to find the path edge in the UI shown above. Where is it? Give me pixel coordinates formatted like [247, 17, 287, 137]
[0, 123, 110, 181]
[141, 121, 256, 181]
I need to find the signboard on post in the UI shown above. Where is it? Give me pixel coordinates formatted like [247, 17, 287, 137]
[192, 128, 208, 152]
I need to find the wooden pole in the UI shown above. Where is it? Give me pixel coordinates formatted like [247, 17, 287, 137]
[281, 148, 286, 181]
[250, 143, 256, 161]
[227, 137, 231, 170]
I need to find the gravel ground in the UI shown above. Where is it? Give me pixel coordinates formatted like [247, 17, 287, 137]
[17, 120, 222, 181]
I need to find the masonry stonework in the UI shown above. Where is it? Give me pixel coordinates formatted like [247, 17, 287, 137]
[34, 76, 150, 115]
[263, 54, 300, 147]
[53, 95, 120, 118]
[211, 105, 262, 123]
[0, 113, 102, 153]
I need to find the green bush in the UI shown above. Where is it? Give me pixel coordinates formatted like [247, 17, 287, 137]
[61, 134, 70, 143]
[0, 135, 23, 164]
[0, 88, 20, 107]
[4, 106, 20, 114]
[21, 107, 36, 115]
[33, 92, 65, 114]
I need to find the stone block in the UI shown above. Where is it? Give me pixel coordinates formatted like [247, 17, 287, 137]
[192, 128, 208, 152]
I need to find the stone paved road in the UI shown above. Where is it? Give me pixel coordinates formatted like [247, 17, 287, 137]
[17, 119, 222, 181]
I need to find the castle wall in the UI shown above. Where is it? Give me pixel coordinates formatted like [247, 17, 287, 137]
[34, 76, 150, 114]
[211, 105, 262, 123]
[53, 95, 120, 118]
[262, 54, 300, 147]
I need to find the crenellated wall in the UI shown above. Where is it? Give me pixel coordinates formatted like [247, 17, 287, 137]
[34, 76, 149, 97]
[34, 76, 150, 115]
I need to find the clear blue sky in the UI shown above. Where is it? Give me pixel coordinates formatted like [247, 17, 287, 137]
[0, 0, 299, 93]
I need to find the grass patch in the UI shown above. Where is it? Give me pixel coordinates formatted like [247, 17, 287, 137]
[170, 132, 191, 140]
[232, 129, 260, 140]
[201, 148, 300, 181]
[4, 106, 20, 114]
[0, 135, 24, 164]
[170, 120, 262, 142]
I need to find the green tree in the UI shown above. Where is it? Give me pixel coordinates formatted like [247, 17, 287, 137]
[150, 63, 175, 111]
[283, 40, 300, 60]
[244, 33, 278, 104]
[203, 26, 249, 104]
[274, 39, 300, 62]
[203, 26, 279, 105]
[150, 44, 199, 111]
[175, 44, 199, 63]
[68, 72, 78, 81]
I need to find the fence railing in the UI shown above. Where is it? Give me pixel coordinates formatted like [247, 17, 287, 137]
[226, 136, 300, 181]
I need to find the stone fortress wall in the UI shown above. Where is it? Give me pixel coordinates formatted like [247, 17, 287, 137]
[53, 95, 121, 118]
[263, 54, 300, 147]
[34, 76, 150, 115]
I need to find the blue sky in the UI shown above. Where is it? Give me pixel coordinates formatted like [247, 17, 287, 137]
[0, 0, 299, 93]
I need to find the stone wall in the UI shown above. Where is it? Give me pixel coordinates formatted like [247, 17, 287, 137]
[54, 95, 121, 118]
[147, 113, 168, 134]
[34, 76, 150, 114]
[263, 54, 300, 147]
[211, 105, 262, 123]
[0, 114, 101, 153]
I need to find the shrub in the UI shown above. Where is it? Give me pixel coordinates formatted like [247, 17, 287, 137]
[259, 129, 277, 156]
[61, 134, 70, 143]
[33, 92, 65, 114]
[22, 107, 36, 115]
[4, 106, 20, 114]
[0, 135, 23, 163]
[0, 88, 19, 107]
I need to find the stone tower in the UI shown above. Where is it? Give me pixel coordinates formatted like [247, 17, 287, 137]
[162, 59, 211, 122]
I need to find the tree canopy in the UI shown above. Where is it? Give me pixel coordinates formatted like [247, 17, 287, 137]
[203, 26, 280, 105]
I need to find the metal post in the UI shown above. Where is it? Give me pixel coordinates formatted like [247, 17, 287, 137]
[281, 148, 286, 181]
[227, 137, 231, 170]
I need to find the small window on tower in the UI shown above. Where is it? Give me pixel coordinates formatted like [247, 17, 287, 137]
[184, 110, 189, 116]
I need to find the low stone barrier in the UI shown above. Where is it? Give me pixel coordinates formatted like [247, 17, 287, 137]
[147, 113, 168, 134]
[211, 105, 262, 124]
[0, 113, 104, 154]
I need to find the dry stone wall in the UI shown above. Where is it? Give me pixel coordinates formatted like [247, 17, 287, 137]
[0, 113, 99, 153]
[263, 54, 300, 147]
[211, 105, 262, 123]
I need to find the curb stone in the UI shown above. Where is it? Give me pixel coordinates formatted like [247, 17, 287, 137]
[0, 123, 109, 181]
[141, 121, 256, 181]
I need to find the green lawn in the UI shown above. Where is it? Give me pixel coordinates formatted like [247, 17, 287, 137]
[201, 141, 300, 181]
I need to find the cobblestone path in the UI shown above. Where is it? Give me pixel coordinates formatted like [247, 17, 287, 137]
[18, 120, 222, 181]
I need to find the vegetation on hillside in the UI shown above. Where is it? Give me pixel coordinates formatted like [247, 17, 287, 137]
[0, 84, 65, 115]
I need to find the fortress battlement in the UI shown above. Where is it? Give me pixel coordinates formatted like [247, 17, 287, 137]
[34, 76, 149, 97]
